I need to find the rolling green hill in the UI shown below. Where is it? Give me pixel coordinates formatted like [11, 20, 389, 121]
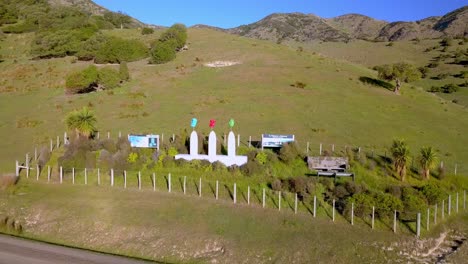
[0, 28, 467, 174]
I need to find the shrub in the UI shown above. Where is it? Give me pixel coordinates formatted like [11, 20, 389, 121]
[421, 182, 445, 205]
[441, 83, 459, 93]
[278, 142, 302, 164]
[119, 61, 130, 81]
[65, 65, 98, 94]
[427, 86, 441, 93]
[95, 37, 148, 64]
[97, 67, 120, 90]
[255, 151, 268, 165]
[348, 192, 375, 217]
[76, 33, 108, 61]
[434, 73, 448, 80]
[374, 192, 403, 218]
[290, 81, 307, 89]
[141, 27, 154, 35]
[440, 37, 453, 47]
[149, 40, 177, 64]
[271, 179, 282, 191]
[427, 62, 439, 68]
[400, 187, 427, 221]
[159, 23, 187, 50]
[418, 66, 429, 78]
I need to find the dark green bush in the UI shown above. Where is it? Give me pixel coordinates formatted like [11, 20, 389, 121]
[76, 33, 108, 61]
[65, 65, 98, 94]
[427, 86, 441, 93]
[400, 187, 427, 221]
[441, 83, 459, 93]
[271, 179, 282, 191]
[119, 61, 130, 81]
[374, 192, 403, 218]
[98, 67, 121, 90]
[103, 11, 132, 29]
[159, 24, 187, 50]
[278, 142, 302, 164]
[141, 27, 154, 35]
[95, 37, 148, 64]
[421, 182, 445, 205]
[149, 40, 177, 64]
[2, 21, 37, 33]
[348, 192, 375, 217]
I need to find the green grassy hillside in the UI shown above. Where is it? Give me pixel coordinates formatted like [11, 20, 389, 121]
[1, 28, 467, 174]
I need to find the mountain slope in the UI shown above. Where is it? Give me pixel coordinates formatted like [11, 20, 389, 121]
[47, 0, 146, 27]
[229, 6, 468, 43]
[228, 13, 350, 43]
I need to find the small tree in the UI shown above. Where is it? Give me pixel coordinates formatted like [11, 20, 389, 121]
[119, 61, 130, 81]
[65, 65, 98, 94]
[418, 147, 437, 180]
[390, 139, 411, 181]
[149, 40, 176, 64]
[375, 63, 421, 94]
[65, 107, 97, 138]
[141, 27, 154, 35]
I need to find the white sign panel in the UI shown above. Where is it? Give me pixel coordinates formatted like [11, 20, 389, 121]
[261, 134, 295, 148]
[128, 134, 159, 149]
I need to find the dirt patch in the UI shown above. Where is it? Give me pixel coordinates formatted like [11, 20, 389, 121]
[204, 61, 241, 68]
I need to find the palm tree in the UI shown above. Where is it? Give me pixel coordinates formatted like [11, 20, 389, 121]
[418, 147, 437, 180]
[65, 107, 97, 138]
[390, 139, 411, 181]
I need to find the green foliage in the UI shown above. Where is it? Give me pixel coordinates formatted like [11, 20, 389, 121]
[103, 11, 132, 29]
[421, 182, 445, 205]
[418, 66, 429, 78]
[390, 139, 411, 181]
[65, 65, 98, 94]
[2, 21, 37, 33]
[119, 62, 130, 81]
[440, 37, 453, 47]
[418, 146, 438, 179]
[98, 67, 121, 90]
[94, 37, 148, 64]
[375, 192, 403, 218]
[255, 151, 268, 165]
[65, 107, 97, 138]
[76, 33, 108, 61]
[167, 147, 178, 157]
[440, 83, 459, 93]
[159, 24, 187, 50]
[127, 152, 138, 163]
[348, 192, 374, 217]
[400, 187, 427, 221]
[278, 142, 302, 164]
[149, 40, 176, 64]
[375, 62, 422, 83]
[141, 27, 154, 35]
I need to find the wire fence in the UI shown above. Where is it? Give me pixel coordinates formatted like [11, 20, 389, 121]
[17, 163, 467, 237]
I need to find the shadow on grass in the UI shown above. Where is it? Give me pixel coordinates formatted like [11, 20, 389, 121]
[359, 76, 394, 91]
[208, 182, 216, 198]
[224, 184, 233, 200]
[252, 189, 261, 203]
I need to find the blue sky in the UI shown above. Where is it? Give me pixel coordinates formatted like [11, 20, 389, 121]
[93, 0, 468, 28]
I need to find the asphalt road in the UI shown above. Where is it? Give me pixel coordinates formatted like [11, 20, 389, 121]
[0, 234, 156, 264]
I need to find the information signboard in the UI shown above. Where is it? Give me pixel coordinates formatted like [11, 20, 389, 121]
[261, 134, 295, 148]
[128, 134, 159, 149]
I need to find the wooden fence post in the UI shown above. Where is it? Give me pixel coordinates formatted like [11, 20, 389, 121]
[36, 164, 39, 180]
[84, 168, 87, 185]
[56, 136, 60, 148]
[313, 195, 317, 218]
[393, 210, 397, 233]
[434, 204, 437, 224]
[294, 193, 298, 214]
[248, 186, 251, 205]
[138, 171, 141, 190]
[107, 131, 110, 139]
[278, 191, 281, 211]
[198, 178, 202, 197]
[15, 160, 19, 177]
[110, 169, 114, 187]
[34, 147, 37, 161]
[233, 183, 237, 204]
[454, 164, 458, 175]
[306, 142, 309, 154]
[262, 188, 266, 208]
[183, 176, 187, 195]
[417, 213, 421, 238]
[332, 144, 335, 152]
[97, 131, 100, 139]
[456, 193, 459, 213]
[72, 168, 75, 184]
[124, 171, 127, 189]
[59, 166, 63, 184]
[50, 139, 53, 152]
[248, 136, 251, 148]
[168, 173, 171, 193]
[333, 200, 336, 222]
[319, 143, 322, 155]
[153, 173, 156, 191]
[351, 203, 354, 225]
[97, 168, 100, 185]
[119, 131, 122, 138]
[448, 195, 451, 216]
[47, 166, 51, 182]
[372, 206, 375, 229]
[237, 134, 240, 147]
